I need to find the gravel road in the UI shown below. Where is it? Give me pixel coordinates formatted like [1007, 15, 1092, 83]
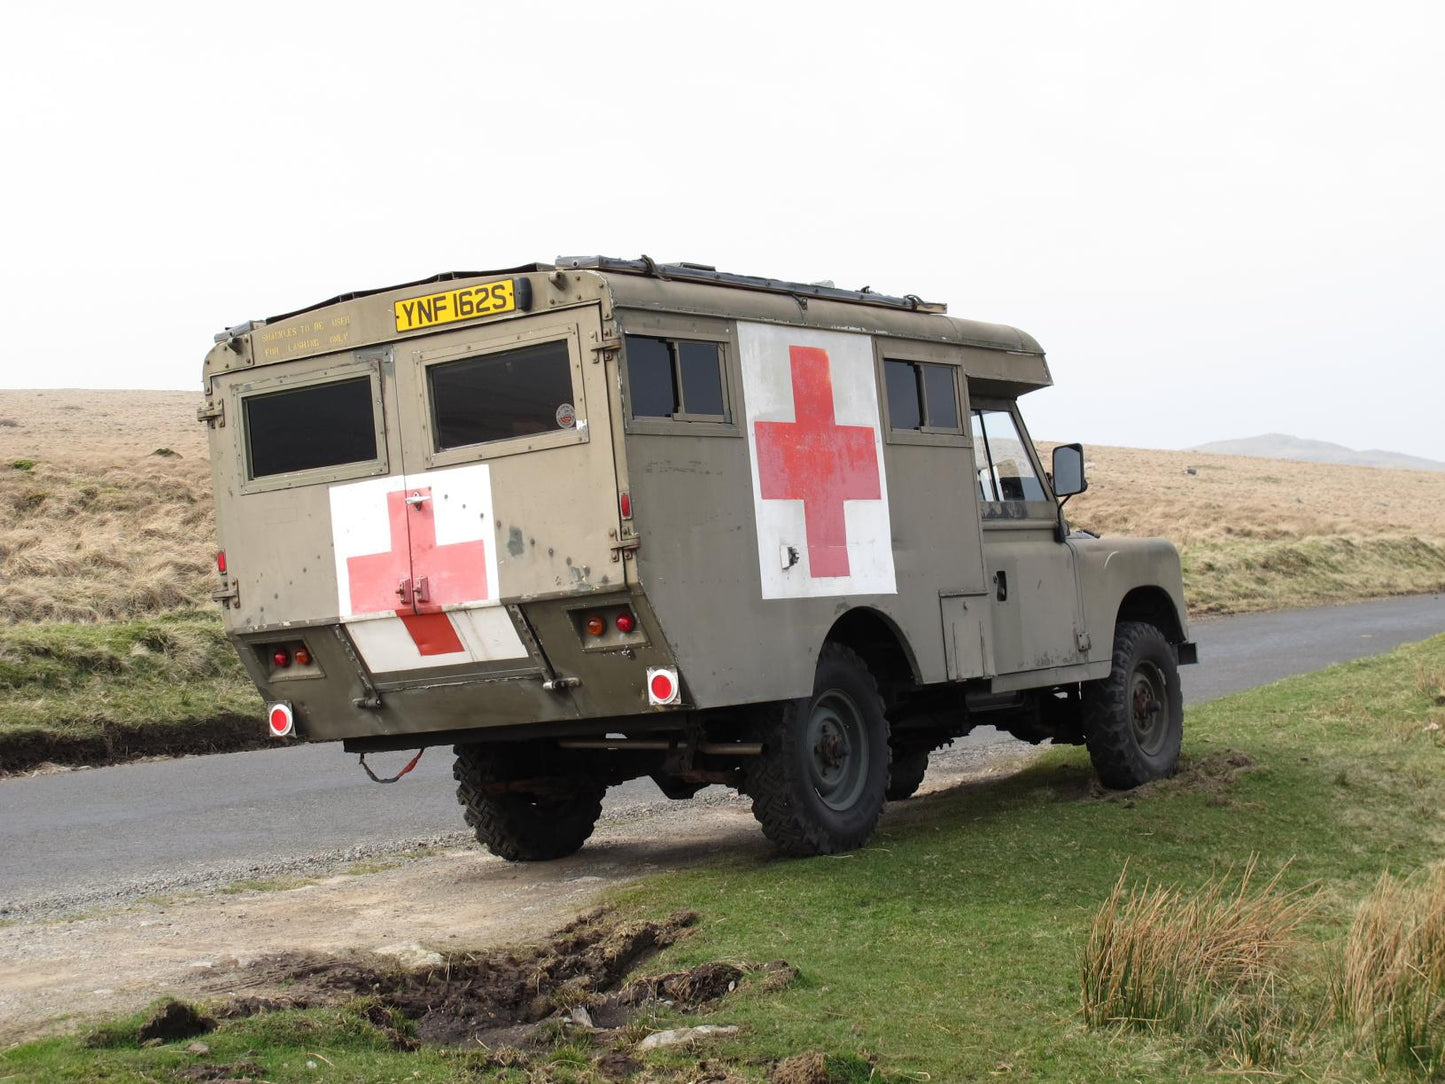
[1, 594, 1439, 921]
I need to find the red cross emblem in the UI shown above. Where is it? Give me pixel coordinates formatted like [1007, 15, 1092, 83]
[754, 346, 882, 578]
[346, 487, 488, 655]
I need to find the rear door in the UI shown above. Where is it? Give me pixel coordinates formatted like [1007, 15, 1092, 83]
[330, 304, 619, 680]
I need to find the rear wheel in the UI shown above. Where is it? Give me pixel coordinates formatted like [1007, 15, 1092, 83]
[886, 746, 929, 801]
[744, 643, 889, 856]
[1082, 621, 1183, 788]
[453, 744, 605, 861]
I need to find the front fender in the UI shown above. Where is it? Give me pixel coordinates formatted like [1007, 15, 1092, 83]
[1069, 536, 1190, 664]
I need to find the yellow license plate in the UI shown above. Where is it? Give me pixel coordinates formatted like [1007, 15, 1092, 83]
[394, 279, 516, 333]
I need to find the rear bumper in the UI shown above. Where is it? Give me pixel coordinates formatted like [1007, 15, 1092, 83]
[232, 592, 690, 744]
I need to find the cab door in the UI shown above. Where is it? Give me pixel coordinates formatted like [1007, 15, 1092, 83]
[971, 402, 1087, 680]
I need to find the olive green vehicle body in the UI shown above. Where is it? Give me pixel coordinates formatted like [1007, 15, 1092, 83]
[200, 259, 1193, 760]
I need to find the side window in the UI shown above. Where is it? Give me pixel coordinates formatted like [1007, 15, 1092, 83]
[428, 340, 575, 450]
[623, 335, 728, 422]
[972, 408, 1049, 515]
[883, 359, 961, 433]
[244, 375, 379, 480]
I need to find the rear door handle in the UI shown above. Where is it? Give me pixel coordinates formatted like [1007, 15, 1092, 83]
[994, 571, 1008, 602]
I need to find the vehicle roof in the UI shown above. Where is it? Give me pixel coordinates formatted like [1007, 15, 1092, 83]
[207, 258, 1051, 393]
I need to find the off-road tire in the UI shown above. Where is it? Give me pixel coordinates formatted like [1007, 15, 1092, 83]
[1082, 621, 1183, 789]
[744, 642, 889, 856]
[886, 746, 929, 801]
[453, 745, 605, 862]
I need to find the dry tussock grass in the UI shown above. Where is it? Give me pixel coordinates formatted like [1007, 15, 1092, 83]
[1, 391, 1442, 623]
[1061, 444, 1445, 545]
[0, 455, 214, 622]
[1080, 858, 1317, 1067]
[1334, 865, 1445, 1075]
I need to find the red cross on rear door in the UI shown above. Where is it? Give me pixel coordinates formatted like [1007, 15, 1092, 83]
[330, 462, 511, 669]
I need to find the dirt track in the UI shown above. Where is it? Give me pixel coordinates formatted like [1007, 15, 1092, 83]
[0, 749, 1035, 1044]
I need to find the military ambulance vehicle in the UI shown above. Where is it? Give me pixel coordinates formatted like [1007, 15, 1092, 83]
[201, 256, 1196, 859]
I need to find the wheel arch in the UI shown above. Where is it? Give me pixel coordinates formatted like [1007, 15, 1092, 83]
[1116, 585, 1186, 644]
[823, 607, 921, 699]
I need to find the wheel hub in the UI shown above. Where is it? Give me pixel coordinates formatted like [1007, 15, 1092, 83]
[805, 691, 868, 811]
[1129, 661, 1169, 754]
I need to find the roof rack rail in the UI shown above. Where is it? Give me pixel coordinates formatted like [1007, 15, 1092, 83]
[554, 255, 947, 314]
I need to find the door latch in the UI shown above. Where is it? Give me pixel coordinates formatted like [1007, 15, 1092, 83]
[395, 577, 430, 606]
[404, 491, 429, 506]
[994, 571, 1008, 602]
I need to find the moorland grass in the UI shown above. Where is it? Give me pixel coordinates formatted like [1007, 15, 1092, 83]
[6, 636, 1442, 1082]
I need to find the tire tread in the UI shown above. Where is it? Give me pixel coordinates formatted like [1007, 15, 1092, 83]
[1082, 621, 1182, 789]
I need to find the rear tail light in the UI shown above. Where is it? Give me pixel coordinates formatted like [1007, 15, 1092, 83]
[294, 647, 312, 666]
[272, 648, 292, 668]
[572, 604, 646, 647]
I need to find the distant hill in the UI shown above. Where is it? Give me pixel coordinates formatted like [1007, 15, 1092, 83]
[1190, 433, 1445, 473]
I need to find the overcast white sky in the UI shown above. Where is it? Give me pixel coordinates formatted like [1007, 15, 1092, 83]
[0, 1, 1440, 457]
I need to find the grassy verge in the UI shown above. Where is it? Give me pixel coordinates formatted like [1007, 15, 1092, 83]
[6, 637, 1443, 1081]
[0, 611, 263, 772]
[1183, 535, 1445, 614]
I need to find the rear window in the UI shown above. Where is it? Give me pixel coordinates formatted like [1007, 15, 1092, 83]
[429, 340, 575, 450]
[244, 376, 378, 479]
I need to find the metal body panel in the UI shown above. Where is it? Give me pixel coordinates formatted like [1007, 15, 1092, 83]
[1073, 536, 1193, 663]
[983, 529, 1087, 675]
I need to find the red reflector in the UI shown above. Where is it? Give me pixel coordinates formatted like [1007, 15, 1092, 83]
[585, 616, 606, 636]
[216, 551, 227, 574]
[294, 647, 312, 666]
[650, 672, 674, 701]
[268, 702, 294, 737]
[272, 648, 291, 668]
[619, 492, 632, 519]
[615, 611, 636, 634]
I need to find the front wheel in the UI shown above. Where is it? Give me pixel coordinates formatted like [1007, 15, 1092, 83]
[1082, 621, 1183, 789]
[453, 744, 605, 862]
[744, 643, 889, 856]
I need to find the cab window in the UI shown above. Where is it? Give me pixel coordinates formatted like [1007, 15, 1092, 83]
[624, 335, 728, 422]
[244, 375, 378, 479]
[972, 408, 1050, 517]
[884, 359, 960, 432]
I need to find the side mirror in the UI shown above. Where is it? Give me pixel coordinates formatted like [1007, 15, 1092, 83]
[1052, 443, 1087, 498]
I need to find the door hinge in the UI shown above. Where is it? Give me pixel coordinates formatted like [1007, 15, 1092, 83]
[591, 337, 622, 362]
[609, 537, 640, 562]
[211, 579, 240, 608]
[197, 399, 225, 428]
[1076, 629, 1092, 653]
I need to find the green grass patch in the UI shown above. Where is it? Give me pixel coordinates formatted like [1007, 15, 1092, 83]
[0, 611, 262, 772]
[7, 637, 1445, 1081]
[607, 634, 1445, 1080]
[1183, 535, 1445, 614]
